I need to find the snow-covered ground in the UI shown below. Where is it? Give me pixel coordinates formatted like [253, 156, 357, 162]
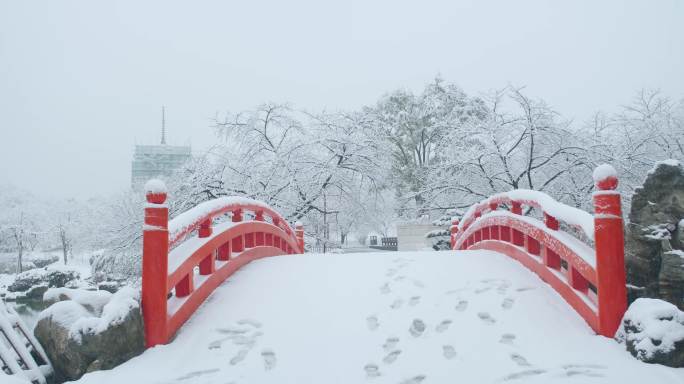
[73, 251, 683, 384]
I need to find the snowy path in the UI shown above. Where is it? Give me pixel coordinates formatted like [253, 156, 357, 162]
[75, 251, 683, 384]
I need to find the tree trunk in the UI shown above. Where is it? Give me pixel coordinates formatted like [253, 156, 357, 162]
[17, 247, 23, 274]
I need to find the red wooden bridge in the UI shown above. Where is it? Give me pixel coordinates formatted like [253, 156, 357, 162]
[140, 164, 627, 348]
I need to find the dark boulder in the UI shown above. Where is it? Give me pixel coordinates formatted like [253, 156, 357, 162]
[625, 160, 684, 309]
[33, 287, 145, 382]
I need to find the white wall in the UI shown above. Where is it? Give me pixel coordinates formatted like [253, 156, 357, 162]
[397, 224, 437, 251]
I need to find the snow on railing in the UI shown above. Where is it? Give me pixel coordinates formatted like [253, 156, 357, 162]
[141, 180, 304, 348]
[0, 300, 52, 384]
[458, 189, 595, 240]
[451, 164, 627, 338]
[168, 196, 296, 249]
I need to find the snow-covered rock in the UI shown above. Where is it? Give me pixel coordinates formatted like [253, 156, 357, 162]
[626, 160, 684, 308]
[33, 287, 144, 381]
[616, 298, 684, 367]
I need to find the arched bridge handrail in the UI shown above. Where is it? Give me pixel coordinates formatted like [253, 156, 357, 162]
[141, 180, 305, 348]
[168, 196, 297, 249]
[458, 190, 595, 241]
[450, 165, 626, 338]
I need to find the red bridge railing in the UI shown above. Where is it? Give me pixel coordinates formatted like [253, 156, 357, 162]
[141, 180, 304, 347]
[450, 165, 627, 337]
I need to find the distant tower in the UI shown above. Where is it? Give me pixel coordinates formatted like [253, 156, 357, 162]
[131, 107, 192, 189]
[161, 106, 167, 145]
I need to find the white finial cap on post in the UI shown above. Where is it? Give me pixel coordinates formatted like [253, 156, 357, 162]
[592, 164, 618, 190]
[145, 179, 167, 204]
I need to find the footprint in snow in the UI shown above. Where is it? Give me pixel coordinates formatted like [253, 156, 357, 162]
[230, 348, 250, 365]
[502, 297, 515, 310]
[237, 318, 262, 328]
[386, 268, 398, 277]
[561, 364, 606, 370]
[516, 286, 535, 292]
[208, 337, 230, 350]
[175, 368, 220, 381]
[394, 275, 407, 282]
[412, 279, 425, 288]
[261, 349, 277, 370]
[435, 319, 452, 333]
[232, 332, 262, 345]
[499, 333, 516, 344]
[501, 369, 546, 381]
[561, 364, 607, 378]
[390, 299, 404, 310]
[408, 296, 421, 306]
[409, 319, 426, 337]
[380, 283, 391, 295]
[477, 312, 496, 324]
[383, 337, 399, 352]
[383, 350, 401, 364]
[474, 286, 492, 294]
[563, 368, 604, 378]
[442, 345, 457, 359]
[364, 363, 381, 378]
[400, 375, 426, 384]
[455, 300, 468, 312]
[510, 353, 531, 367]
[216, 326, 250, 335]
[367, 315, 380, 331]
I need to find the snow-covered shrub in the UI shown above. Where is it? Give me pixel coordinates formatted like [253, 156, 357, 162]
[89, 250, 141, 282]
[425, 229, 450, 251]
[616, 298, 684, 367]
[7, 268, 80, 293]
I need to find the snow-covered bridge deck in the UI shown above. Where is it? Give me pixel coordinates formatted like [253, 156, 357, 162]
[74, 251, 682, 384]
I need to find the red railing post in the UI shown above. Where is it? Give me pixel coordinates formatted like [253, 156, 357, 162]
[295, 222, 305, 253]
[544, 212, 559, 230]
[232, 209, 244, 252]
[198, 218, 212, 238]
[142, 179, 169, 348]
[450, 218, 459, 250]
[592, 164, 627, 337]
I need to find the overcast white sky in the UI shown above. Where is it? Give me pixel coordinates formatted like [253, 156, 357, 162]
[1, 0, 682, 199]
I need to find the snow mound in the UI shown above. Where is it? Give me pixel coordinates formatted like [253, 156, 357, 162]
[616, 298, 684, 361]
[43, 288, 112, 315]
[37, 287, 140, 343]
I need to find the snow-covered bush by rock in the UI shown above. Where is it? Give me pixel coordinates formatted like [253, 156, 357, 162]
[616, 298, 684, 367]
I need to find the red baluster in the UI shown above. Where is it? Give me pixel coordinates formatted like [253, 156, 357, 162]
[175, 273, 193, 297]
[544, 212, 559, 230]
[198, 218, 212, 238]
[217, 242, 231, 261]
[450, 219, 459, 250]
[199, 252, 215, 275]
[295, 222, 305, 254]
[232, 209, 244, 252]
